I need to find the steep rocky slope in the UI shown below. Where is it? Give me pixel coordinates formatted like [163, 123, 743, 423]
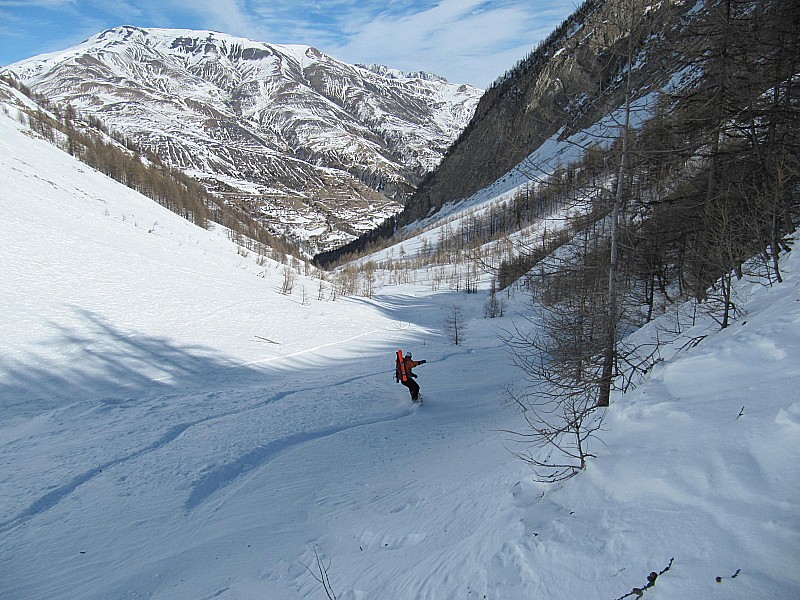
[401, 0, 689, 222]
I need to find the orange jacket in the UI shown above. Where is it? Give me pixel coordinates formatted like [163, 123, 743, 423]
[404, 356, 424, 377]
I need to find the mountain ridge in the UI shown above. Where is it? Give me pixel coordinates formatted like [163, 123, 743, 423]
[3, 25, 482, 254]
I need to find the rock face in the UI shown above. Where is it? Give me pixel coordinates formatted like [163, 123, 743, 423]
[402, 0, 690, 223]
[5, 26, 482, 253]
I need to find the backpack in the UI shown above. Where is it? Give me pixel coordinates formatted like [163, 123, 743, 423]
[395, 350, 407, 383]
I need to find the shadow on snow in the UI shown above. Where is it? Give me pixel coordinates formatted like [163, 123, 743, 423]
[0, 305, 270, 418]
[0, 303, 436, 528]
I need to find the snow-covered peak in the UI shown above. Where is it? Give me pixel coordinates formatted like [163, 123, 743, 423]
[3, 26, 483, 255]
[359, 62, 446, 83]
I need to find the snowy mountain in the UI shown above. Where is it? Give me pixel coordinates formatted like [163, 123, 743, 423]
[2, 26, 482, 253]
[1, 77, 799, 600]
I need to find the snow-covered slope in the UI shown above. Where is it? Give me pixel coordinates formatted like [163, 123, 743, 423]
[3, 26, 482, 254]
[1, 108, 798, 599]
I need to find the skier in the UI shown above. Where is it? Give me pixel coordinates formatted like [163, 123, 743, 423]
[395, 350, 427, 402]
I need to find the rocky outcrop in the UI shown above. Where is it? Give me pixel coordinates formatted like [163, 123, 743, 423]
[401, 0, 689, 223]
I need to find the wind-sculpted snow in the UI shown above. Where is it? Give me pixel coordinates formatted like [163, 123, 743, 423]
[184, 408, 417, 511]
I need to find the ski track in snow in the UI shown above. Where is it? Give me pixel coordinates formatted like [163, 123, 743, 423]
[178, 345, 469, 511]
[239, 329, 385, 368]
[0, 421, 195, 534]
[184, 408, 418, 511]
[1, 356, 421, 531]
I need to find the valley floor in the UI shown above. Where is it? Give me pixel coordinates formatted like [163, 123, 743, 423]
[1, 109, 798, 599]
[0, 287, 533, 600]
[2, 278, 800, 600]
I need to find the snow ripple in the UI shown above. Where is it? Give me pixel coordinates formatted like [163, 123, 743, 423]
[184, 410, 415, 511]
[0, 422, 194, 534]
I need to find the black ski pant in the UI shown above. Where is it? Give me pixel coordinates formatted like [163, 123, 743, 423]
[402, 378, 420, 400]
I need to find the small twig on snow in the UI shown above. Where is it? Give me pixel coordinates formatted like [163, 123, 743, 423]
[614, 557, 674, 600]
[716, 568, 742, 582]
[300, 547, 338, 600]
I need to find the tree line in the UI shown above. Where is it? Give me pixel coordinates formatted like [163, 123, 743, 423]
[1, 74, 299, 260]
[502, 0, 800, 481]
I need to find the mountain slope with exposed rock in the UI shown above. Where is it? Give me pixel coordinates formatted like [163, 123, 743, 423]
[400, 0, 690, 223]
[4, 26, 481, 253]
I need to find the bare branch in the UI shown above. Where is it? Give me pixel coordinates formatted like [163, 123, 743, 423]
[301, 547, 338, 600]
[614, 557, 674, 600]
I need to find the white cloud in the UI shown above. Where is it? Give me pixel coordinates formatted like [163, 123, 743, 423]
[1, 0, 576, 88]
[86, 0, 143, 17]
[322, 0, 572, 87]
[169, 0, 261, 37]
[0, 0, 76, 6]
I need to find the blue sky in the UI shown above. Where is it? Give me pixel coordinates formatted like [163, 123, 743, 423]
[0, 0, 577, 88]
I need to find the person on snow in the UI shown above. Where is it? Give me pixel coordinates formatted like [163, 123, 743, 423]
[396, 350, 426, 402]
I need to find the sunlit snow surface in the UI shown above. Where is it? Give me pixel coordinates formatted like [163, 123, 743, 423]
[1, 108, 798, 599]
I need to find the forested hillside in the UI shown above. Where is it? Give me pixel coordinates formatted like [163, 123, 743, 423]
[0, 75, 298, 259]
[318, 0, 799, 434]
[400, 0, 797, 221]
[322, 0, 799, 310]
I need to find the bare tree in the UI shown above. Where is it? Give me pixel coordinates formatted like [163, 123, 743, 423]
[484, 278, 505, 318]
[502, 210, 615, 480]
[281, 265, 295, 295]
[317, 272, 328, 301]
[361, 261, 377, 298]
[444, 304, 468, 345]
[503, 308, 605, 482]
